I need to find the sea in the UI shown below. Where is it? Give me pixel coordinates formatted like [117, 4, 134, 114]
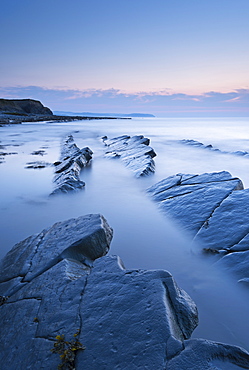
[1, 117, 249, 354]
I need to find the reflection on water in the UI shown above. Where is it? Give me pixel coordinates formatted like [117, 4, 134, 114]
[0, 117, 249, 351]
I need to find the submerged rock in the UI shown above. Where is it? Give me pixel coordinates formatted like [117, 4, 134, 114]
[31, 149, 47, 156]
[102, 134, 156, 177]
[179, 139, 249, 158]
[147, 171, 249, 284]
[0, 214, 248, 369]
[25, 161, 51, 169]
[0, 151, 18, 156]
[51, 135, 93, 195]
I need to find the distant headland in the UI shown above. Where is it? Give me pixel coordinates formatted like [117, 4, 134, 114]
[0, 98, 154, 125]
[54, 111, 155, 118]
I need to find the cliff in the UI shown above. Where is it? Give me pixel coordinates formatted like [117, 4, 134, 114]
[0, 98, 53, 115]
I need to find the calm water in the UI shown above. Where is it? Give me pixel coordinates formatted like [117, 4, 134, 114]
[1, 117, 249, 351]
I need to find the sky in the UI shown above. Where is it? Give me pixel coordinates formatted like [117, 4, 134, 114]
[1, 0, 249, 116]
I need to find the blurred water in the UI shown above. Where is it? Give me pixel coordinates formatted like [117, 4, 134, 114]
[0, 117, 249, 351]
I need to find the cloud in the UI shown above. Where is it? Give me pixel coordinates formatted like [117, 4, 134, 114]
[0, 86, 249, 116]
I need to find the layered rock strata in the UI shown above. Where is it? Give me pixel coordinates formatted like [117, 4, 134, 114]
[180, 139, 249, 158]
[147, 171, 249, 284]
[0, 98, 53, 116]
[0, 214, 249, 369]
[102, 134, 156, 177]
[51, 135, 92, 195]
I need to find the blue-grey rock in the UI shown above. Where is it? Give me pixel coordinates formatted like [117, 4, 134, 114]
[102, 134, 156, 177]
[0, 214, 249, 369]
[25, 161, 51, 169]
[194, 188, 249, 253]
[147, 171, 249, 285]
[51, 135, 93, 195]
[167, 339, 249, 369]
[0, 214, 112, 292]
[147, 171, 243, 235]
[179, 139, 249, 158]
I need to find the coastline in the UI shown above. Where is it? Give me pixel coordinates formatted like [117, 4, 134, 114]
[0, 113, 129, 126]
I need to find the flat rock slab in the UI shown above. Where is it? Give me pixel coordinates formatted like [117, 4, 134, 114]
[102, 134, 156, 177]
[147, 171, 243, 235]
[147, 171, 249, 284]
[0, 214, 112, 288]
[51, 135, 93, 195]
[0, 214, 249, 369]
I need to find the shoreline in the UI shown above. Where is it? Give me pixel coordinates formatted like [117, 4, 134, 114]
[0, 113, 130, 126]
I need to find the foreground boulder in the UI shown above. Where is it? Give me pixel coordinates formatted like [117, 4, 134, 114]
[51, 135, 93, 195]
[147, 171, 249, 284]
[0, 214, 249, 369]
[102, 135, 156, 177]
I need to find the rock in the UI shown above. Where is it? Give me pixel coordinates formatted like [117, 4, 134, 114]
[147, 171, 249, 285]
[167, 339, 249, 369]
[0, 214, 112, 292]
[31, 150, 47, 156]
[0, 151, 18, 156]
[179, 139, 249, 158]
[0, 214, 249, 369]
[25, 161, 51, 169]
[0, 98, 53, 115]
[194, 188, 249, 282]
[194, 188, 249, 252]
[180, 139, 214, 149]
[50, 135, 93, 195]
[102, 134, 156, 177]
[147, 171, 243, 235]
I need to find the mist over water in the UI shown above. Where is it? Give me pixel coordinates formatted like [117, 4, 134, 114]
[1, 117, 249, 351]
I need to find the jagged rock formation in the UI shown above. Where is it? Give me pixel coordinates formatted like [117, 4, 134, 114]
[102, 135, 156, 177]
[51, 135, 93, 195]
[0, 98, 53, 115]
[180, 139, 249, 158]
[0, 214, 248, 369]
[147, 171, 249, 285]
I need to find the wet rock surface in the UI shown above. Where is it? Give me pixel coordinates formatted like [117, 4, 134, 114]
[179, 139, 249, 158]
[31, 150, 47, 156]
[102, 134, 156, 177]
[51, 135, 93, 195]
[0, 150, 18, 163]
[25, 161, 52, 169]
[148, 171, 249, 284]
[0, 151, 18, 156]
[0, 214, 249, 369]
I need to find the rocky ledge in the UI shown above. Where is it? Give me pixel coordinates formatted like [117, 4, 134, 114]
[179, 139, 249, 158]
[0, 214, 249, 369]
[51, 135, 93, 195]
[102, 134, 157, 177]
[0, 113, 119, 125]
[147, 171, 249, 285]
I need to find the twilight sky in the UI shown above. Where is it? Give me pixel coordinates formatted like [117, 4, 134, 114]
[1, 0, 249, 116]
